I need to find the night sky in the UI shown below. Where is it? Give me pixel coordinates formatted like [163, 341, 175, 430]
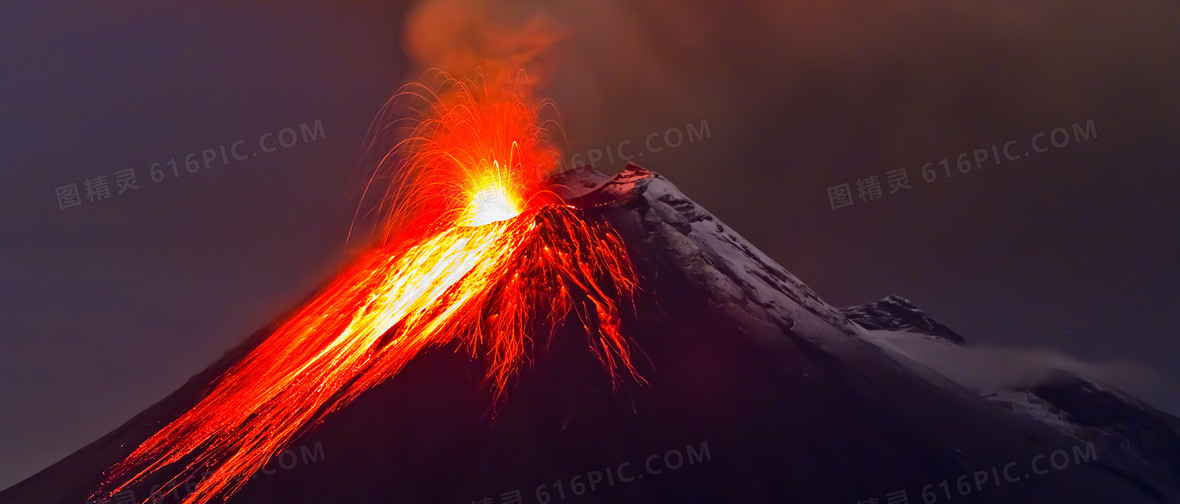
[2, 0, 1178, 490]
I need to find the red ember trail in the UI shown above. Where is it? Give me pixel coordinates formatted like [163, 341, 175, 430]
[92, 73, 642, 504]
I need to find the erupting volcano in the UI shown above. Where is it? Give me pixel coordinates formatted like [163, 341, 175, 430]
[89, 73, 643, 504]
[8, 70, 1180, 504]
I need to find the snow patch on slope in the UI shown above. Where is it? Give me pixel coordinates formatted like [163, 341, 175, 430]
[866, 330, 1154, 395]
[862, 329, 1160, 433]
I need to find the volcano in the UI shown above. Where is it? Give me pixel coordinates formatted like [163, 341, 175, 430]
[4, 165, 1179, 504]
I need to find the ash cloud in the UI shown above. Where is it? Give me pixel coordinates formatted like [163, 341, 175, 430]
[402, 0, 566, 84]
[405, 0, 1180, 177]
[537, 0, 1180, 175]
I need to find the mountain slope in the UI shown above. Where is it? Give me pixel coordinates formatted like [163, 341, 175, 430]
[4, 165, 1177, 504]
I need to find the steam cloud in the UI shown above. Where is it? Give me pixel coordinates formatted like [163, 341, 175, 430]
[871, 330, 1180, 417]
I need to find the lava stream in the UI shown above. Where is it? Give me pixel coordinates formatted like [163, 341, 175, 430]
[92, 74, 641, 504]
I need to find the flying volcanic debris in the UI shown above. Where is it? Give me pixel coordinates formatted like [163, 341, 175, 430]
[90, 71, 644, 504]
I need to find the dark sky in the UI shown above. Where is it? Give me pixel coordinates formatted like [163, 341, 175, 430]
[1, 0, 1177, 491]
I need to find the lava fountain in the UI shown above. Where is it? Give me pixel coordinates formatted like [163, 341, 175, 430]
[92, 72, 642, 504]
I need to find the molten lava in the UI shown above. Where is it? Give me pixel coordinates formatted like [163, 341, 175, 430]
[93, 74, 641, 504]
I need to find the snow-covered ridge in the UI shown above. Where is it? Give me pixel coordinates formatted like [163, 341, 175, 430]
[609, 164, 862, 338]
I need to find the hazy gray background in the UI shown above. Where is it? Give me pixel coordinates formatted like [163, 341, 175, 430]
[2, 0, 1178, 490]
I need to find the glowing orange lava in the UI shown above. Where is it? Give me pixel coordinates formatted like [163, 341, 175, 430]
[92, 74, 641, 504]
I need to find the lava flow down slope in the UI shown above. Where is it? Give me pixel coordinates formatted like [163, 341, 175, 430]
[5, 80, 1180, 504]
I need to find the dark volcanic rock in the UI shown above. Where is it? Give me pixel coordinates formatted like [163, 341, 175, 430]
[841, 295, 966, 343]
[1030, 375, 1180, 491]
